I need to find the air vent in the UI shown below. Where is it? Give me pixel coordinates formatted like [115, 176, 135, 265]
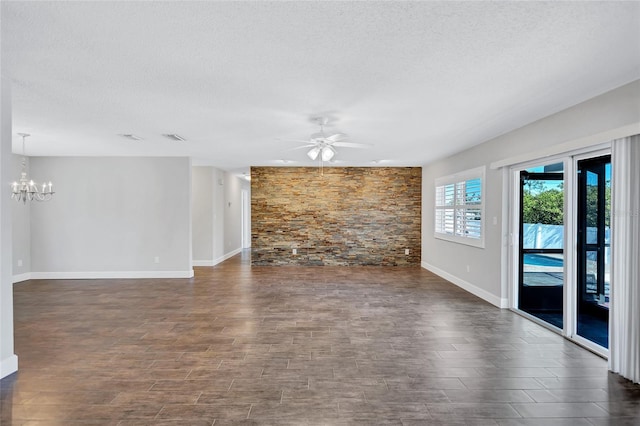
[119, 134, 143, 141]
[162, 134, 186, 142]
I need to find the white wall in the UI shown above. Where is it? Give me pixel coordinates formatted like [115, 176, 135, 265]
[1, 75, 18, 379]
[241, 187, 251, 248]
[192, 166, 213, 262]
[223, 170, 243, 255]
[12, 154, 31, 282]
[191, 166, 246, 266]
[422, 79, 640, 308]
[28, 156, 193, 278]
[212, 168, 225, 260]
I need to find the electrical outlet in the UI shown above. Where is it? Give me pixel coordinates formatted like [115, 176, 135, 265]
[154, 256, 160, 264]
[292, 248, 297, 255]
[405, 249, 410, 255]
[17, 259, 22, 267]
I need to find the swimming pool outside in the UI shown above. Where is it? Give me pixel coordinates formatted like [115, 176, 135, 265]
[524, 253, 563, 267]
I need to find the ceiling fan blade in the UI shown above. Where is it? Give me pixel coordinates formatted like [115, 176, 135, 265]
[285, 144, 315, 151]
[277, 138, 314, 144]
[332, 141, 372, 148]
[326, 133, 348, 142]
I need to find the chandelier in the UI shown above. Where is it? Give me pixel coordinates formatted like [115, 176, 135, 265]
[11, 133, 54, 203]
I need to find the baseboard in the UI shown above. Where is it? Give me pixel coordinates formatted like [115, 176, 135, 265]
[12, 272, 31, 283]
[192, 248, 243, 268]
[0, 354, 18, 379]
[193, 260, 214, 267]
[212, 248, 243, 266]
[421, 261, 508, 309]
[28, 270, 194, 280]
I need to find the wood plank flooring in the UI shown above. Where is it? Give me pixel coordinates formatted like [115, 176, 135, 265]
[2, 251, 639, 425]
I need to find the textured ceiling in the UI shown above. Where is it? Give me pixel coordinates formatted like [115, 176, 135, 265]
[2, 1, 639, 174]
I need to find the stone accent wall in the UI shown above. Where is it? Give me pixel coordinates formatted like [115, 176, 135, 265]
[251, 167, 421, 266]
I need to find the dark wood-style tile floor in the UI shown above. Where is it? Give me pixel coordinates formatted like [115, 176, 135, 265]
[2, 251, 640, 425]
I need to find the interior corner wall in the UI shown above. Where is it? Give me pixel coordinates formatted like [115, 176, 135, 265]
[11, 154, 31, 282]
[28, 156, 193, 278]
[192, 166, 214, 263]
[421, 79, 640, 308]
[191, 167, 244, 266]
[252, 166, 422, 266]
[1, 74, 18, 379]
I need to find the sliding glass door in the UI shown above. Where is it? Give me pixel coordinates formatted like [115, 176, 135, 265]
[511, 150, 611, 354]
[576, 155, 611, 348]
[518, 163, 564, 329]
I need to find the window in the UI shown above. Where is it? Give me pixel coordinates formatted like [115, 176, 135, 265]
[435, 166, 485, 248]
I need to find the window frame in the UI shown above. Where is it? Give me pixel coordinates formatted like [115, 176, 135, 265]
[434, 166, 486, 248]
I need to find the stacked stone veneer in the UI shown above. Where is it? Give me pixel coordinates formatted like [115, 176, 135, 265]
[251, 167, 421, 266]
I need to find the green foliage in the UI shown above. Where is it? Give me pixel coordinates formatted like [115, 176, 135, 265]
[522, 180, 563, 225]
[585, 183, 611, 228]
[522, 177, 611, 228]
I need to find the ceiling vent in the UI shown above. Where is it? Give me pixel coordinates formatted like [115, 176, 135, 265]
[119, 134, 143, 141]
[162, 134, 186, 142]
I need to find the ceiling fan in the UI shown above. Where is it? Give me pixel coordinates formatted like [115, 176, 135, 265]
[287, 117, 372, 165]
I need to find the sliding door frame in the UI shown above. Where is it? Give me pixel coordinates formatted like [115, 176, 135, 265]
[571, 149, 611, 356]
[518, 169, 565, 327]
[508, 154, 571, 336]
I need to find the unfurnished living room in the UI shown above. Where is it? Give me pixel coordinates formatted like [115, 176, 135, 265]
[1, 1, 640, 425]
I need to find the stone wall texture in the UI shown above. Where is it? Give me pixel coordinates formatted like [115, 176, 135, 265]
[251, 167, 421, 266]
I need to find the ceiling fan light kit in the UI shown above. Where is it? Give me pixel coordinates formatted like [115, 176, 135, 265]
[307, 146, 321, 161]
[321, 146, 335, 162]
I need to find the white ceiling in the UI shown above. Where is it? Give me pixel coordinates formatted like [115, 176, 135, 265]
[2, 1, 639, 175]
